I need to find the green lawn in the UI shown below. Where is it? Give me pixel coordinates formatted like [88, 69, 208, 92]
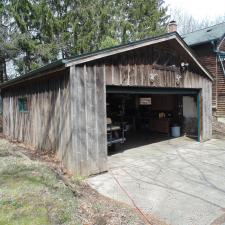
[0, 139, 145, 225]
[0, 139, 79, 225]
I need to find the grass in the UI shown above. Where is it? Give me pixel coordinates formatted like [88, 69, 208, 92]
[0, 140, 80, 225]
[0, 138, 146, 225]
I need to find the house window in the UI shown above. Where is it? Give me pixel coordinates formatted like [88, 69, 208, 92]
[18, 98, 28, 112]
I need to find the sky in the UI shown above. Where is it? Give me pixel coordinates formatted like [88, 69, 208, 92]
[165, 0, 225, 21]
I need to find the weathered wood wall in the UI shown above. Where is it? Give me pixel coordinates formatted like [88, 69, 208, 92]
[87, 44, 212, 141]
[104, 66, 211, 141]
[2, 69, 73, 172]
[1, 40, 212, 177]
[70, 65, 107, 175]
[2, 66, 107, 176]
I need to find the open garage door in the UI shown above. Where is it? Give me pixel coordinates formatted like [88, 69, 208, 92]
[106, 86, 201, 154]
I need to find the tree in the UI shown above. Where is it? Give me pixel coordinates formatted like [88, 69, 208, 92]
[2, 0, 169, 76]
[0, 0, 19, 81]
[116, 0, 168, 43]
[169, 7, 225, 34]
[5, 0, 58, 73]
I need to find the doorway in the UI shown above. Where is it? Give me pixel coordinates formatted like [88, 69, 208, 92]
[106, 86, 200, 155]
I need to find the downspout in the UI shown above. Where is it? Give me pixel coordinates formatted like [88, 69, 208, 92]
[217, 53, 225, 76]
[211, 41, 218, 109]
[212, 40, 225, 76]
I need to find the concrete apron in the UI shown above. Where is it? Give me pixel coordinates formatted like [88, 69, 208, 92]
[87, 137, 225, 225]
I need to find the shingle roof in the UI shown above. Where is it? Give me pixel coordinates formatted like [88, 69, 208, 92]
[182, 22, 225, 46]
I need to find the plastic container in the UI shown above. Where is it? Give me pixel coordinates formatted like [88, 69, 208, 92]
[171, 126, 180, 137]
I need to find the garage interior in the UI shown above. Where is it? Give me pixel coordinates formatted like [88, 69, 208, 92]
[106, 88, 199, 154]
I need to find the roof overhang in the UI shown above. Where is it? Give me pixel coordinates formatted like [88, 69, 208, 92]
[65, 32, 213, 81]
[0, 32, 213, 89]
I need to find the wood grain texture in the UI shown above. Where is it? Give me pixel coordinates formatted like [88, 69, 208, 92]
[2, 41, 213, 177]
[2, 69, 73, 171]
[70, 65, 107, 176]
[100, 49, 212, 141]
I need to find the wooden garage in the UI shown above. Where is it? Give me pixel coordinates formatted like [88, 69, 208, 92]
[1, 32, 212, 176]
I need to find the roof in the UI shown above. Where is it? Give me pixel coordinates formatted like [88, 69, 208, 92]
[182, 22, 225, 46]
[0, 32, 213, 89]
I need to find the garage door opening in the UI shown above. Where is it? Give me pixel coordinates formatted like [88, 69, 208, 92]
[106, 87, 200, 155]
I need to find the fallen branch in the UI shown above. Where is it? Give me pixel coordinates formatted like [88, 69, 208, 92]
[53, 168, 82, 197]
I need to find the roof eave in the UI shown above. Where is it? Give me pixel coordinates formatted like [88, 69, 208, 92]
[65, 33, 177, 67]
[187, 38, 220, 47]
[0, 60, 66, 89]
[66, 32, 213, 81]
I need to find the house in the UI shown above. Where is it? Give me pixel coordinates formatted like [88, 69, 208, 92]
[0, 32, 212, 176]
[183, 22, 225, 123]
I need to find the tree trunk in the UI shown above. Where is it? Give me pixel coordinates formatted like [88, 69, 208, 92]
[0, 57, 8, 83]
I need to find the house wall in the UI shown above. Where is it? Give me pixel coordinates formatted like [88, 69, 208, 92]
[191, 42, 225, 117]
[217, 37, 225, 118]
[2, 69, 75, 173]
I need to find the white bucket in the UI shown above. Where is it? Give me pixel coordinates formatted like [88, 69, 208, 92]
[171, 126, 180, 137]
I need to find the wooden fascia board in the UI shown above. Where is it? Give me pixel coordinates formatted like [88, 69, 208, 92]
[175, 37, 213, 81]
[65, 35, 175, 67]
[0, 66, 66, 89]
[65, 34, 213, 81]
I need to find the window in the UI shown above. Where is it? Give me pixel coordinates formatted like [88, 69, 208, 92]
[18, 98, 28, 112]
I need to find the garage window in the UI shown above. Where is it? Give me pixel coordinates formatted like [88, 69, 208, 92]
[18, 98, 28, 112]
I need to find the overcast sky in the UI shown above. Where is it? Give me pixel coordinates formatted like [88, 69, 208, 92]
[165, 0, 225, 21]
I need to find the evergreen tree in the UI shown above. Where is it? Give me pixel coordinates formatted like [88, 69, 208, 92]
[7, 0, 57, 73]
[2, 0, 169, 76]
[0, 0, 18, 81]
[117, 0, 168, 43]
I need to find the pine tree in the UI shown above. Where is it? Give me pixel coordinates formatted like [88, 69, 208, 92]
[2, 0, 169, 76]
[7, 0, 57, 73]
[117, 0, 168, 43]
[0, 0, 18, 81]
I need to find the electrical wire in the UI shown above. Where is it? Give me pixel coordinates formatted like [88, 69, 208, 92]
[110, 171, 154, 225]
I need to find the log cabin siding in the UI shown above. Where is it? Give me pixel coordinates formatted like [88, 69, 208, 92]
[191, 44, 217, 107]
[192, 41, 225, 117]
[217, 37, 225, 116]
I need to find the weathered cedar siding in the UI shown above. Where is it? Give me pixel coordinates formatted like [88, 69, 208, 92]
[104, 66, 212, 141]
[1, 37, 212, 176]
[70, 65, 107, 175]
[93, 46, 212, 141]
[2, 70, 72, 170]
[2, 67, 107, 176]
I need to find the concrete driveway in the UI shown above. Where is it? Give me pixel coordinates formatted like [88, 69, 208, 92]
[87, 137, 225, 225]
